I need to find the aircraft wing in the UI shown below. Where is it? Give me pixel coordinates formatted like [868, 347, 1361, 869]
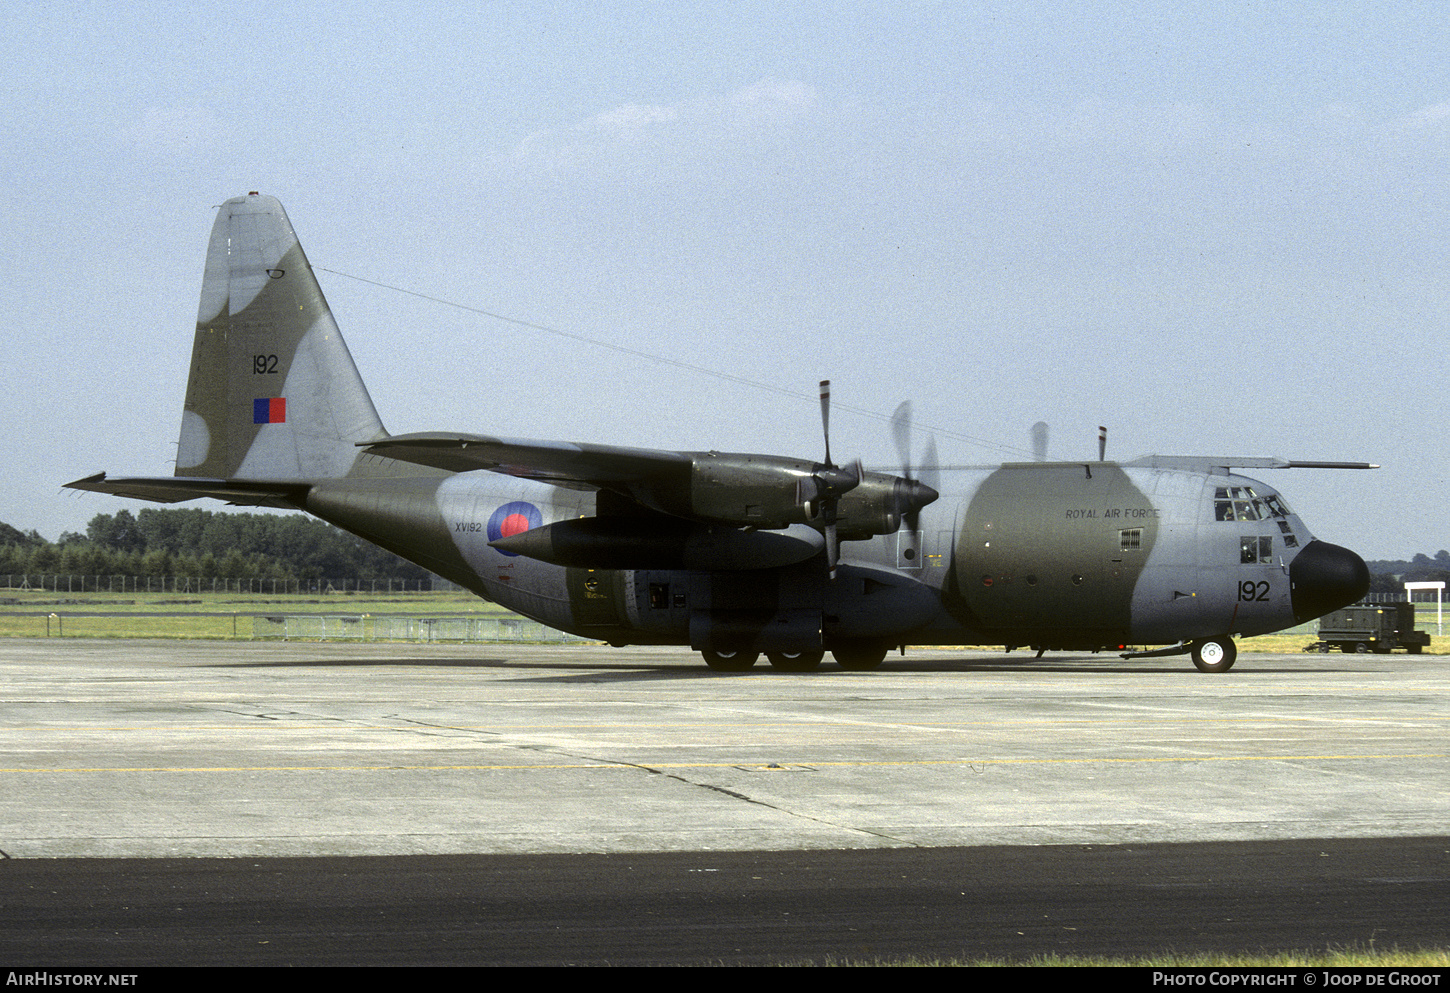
[361, 433, 693, 490]
[64, 472, 311, 509]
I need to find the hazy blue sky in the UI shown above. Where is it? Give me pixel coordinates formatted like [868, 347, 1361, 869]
[4, 2, 1448, 560]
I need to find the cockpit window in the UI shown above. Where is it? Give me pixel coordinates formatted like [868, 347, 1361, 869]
[1215, 486, 1292, 522]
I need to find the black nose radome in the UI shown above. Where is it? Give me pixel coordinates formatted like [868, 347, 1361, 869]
[1290, 539, 1370, 624]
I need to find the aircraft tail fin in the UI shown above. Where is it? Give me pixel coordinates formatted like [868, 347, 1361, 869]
[175, 193, 386, 481]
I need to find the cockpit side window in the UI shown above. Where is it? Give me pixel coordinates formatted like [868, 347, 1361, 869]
[1275, 519, 1299, 547]
[1240, 535, 1272, 565]
[1263, 493, 1291, 517]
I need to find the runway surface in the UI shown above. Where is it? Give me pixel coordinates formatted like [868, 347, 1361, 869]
[3, 839, 1448, 966]
[2, 640, 1447, 963]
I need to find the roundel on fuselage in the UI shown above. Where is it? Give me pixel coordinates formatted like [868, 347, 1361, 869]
[487, 501, 542, 555]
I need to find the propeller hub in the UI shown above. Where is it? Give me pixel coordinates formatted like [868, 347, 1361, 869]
[900, 478, 939, 513]
[813, 463, 860, 501]
[893, 477, 939, 525]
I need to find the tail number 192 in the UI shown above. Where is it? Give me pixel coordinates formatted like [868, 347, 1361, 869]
[1238, 580, 1270, 602]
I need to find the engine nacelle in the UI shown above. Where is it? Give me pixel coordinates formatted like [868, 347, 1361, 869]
[663, 452, 817, 529]
[835, 475, 907, 540]
[619, 452, 934, 541]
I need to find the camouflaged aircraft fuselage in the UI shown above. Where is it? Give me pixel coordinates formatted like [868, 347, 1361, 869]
[68, 194, 1371, 673]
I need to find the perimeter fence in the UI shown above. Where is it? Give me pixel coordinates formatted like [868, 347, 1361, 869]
[3, 575, 433, 594]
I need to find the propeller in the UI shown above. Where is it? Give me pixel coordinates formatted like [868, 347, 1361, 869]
[797, 380, 861, 579]
[889, 400, 941, 533]
[1032, 421, 1049, 462]
[1098, 425, 1107, 462]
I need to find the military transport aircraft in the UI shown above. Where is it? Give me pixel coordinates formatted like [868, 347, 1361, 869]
[67, 193, 1373, 673]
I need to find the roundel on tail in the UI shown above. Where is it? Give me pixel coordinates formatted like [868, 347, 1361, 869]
[487, 501, 542, 555]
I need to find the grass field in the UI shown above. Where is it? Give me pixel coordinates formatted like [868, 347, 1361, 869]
[0, 588, 514, 640]
[1, 587, 1443, 651]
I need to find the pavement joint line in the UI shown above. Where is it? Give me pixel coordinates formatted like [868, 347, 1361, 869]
[2, 751, 1446, 773]
[5, 717, 1449, 732]
[629, 757, 923, 847]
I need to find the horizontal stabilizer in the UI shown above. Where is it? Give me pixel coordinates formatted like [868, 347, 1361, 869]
[65, 472, 310, 509]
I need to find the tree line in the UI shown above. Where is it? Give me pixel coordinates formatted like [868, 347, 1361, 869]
[1, 509, 432, 587]
[1366, 550, 1450, 599]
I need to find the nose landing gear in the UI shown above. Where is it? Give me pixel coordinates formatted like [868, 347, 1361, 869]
[1190, 637, 1237, 673]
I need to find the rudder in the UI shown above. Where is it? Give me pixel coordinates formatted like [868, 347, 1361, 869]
[175, 193, 386, 481]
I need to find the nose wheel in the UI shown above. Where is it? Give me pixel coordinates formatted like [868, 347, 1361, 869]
[1190, 637, 1237, 673]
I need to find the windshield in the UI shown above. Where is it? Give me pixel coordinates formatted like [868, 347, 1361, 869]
[1213, 486, 1292, 522]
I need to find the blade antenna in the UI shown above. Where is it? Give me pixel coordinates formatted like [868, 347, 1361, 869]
[1032, 421, 1048, 462]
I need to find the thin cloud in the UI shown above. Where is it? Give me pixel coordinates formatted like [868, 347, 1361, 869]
[513, 79, 822, 174]
[589, 103, 679, 131]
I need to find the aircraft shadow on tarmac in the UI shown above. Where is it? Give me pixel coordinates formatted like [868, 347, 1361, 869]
[200, 654, 1365, 680]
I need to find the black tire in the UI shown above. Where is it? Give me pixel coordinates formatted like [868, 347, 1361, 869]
[1191, 637, 1237, 673]
[701, 649, 758, 672]
[833, 645, 888, 671]
[766, 649, 824, 672]
[1353, 642, 1370, 654]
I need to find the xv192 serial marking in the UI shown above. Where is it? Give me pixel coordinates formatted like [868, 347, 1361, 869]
[68, 194, 1374, 673]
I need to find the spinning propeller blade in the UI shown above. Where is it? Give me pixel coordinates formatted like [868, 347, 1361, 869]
[889, 400, 940, 533]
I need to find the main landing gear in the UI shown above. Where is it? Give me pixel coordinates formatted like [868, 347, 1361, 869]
[698, 644, 889, 672]
[700, 649, 758, 672]
[1189, 637, 1237, 673]
[766, 650, 824, 672]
